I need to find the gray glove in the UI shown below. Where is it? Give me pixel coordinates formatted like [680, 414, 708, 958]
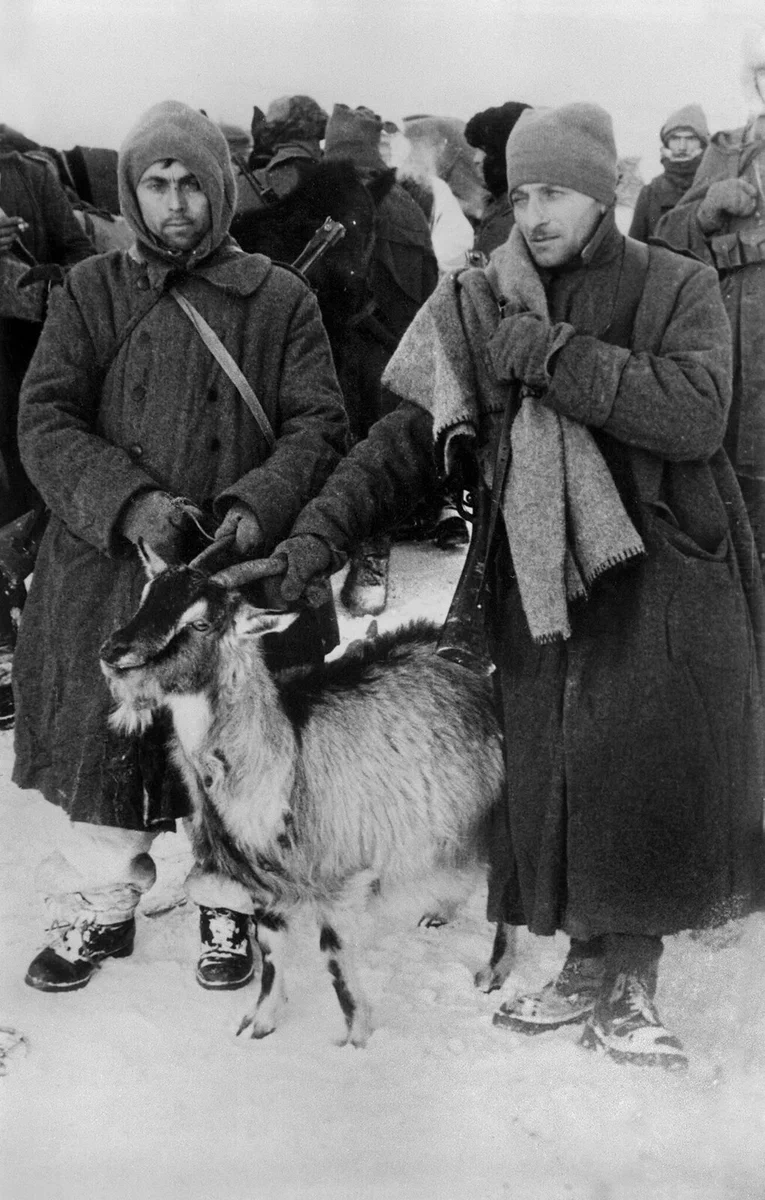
[697, 177, 758, 234]
[487, 311, 574, 392]
[120, 491, 205, 563]
[255, 535, 336, 608]
[214, 501, 264, 556]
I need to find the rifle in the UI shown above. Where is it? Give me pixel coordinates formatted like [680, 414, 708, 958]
[436, 394, 516, 676]
[435, 478, 495, 675]
[291, 216, 346, 278]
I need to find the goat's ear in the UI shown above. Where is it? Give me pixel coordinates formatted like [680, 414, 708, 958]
[232, 604, 300, 639]
[137, 539, 170, 580]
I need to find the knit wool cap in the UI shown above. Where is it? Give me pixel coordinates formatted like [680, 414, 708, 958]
[323, 104, 387, 172]
[660, 104, 709, 146]
[118, 100, 236, 259]
[505, 102, 618, 204]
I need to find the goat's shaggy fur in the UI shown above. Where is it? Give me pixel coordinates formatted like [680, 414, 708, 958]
[100, 551, 511, 1045]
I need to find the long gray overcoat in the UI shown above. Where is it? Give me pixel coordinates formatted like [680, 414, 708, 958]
[13, 241, 348, 828]
[290, 216, 765, 938]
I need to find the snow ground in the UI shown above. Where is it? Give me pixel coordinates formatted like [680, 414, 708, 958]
[1, 541, 765, 1200]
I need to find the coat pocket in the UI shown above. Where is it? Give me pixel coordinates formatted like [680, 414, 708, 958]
[643, 502, 729, 564]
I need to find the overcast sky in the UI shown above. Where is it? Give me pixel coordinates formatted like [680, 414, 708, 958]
[2, 0, 764, 180]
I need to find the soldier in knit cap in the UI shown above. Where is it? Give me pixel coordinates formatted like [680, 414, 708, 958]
[254, 101, 764, 1071]
[628, 103, 709, 242]
[657, 29, 765, 582]
[15, 100, 348, 996]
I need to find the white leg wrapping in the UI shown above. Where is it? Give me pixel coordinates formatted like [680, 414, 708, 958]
[36, 824, 159, 927]
[184, 865, 256, 915]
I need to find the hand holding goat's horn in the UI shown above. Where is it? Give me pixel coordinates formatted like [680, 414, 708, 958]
[210, 533, 335, 608]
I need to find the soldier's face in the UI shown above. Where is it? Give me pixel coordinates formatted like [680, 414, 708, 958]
[664, 128, 703, 162]
[510, 183, 605, 268]
[136, 159, 212, 251]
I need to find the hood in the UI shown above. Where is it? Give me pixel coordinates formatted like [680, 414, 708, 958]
[118, 100, 237, 267]
[660, 103, 709, 146]
[741, 26, 765, 115]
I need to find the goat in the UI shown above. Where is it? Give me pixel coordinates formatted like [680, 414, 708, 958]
[100, 544, 515, 1046]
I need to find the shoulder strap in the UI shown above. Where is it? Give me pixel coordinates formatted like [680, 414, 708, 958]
[170, 288, 275, 451]
[600, 236, 649, 348]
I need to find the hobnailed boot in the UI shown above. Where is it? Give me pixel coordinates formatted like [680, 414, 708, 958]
[340, 537, 390, 617]
[493, 938, 605, 1034]
[579, 971, 688, 1071]
[196, 906, 255, 991]
[25, 915, 136, 992]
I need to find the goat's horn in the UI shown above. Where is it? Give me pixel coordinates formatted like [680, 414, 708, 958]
[188, 534, 237, 573]
[209, 556, 285, 588]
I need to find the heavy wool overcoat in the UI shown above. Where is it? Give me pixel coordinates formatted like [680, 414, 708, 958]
[655, 126, 765, 479]
[13, 241, 348, 828]
[291, 215, 765, 937]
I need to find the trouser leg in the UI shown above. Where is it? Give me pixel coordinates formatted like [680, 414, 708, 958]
[601, 932, 663, 997]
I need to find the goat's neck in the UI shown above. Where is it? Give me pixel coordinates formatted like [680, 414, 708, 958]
[168, 636, 298, 855]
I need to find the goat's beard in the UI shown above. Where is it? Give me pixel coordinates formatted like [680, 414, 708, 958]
[100, 662, 161, 735]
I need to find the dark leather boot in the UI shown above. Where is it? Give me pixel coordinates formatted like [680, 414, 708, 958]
[196, 906, 255, 991]
[25, 917, 136, 992]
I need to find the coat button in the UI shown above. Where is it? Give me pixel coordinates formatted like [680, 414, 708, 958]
[136, 276, 150, 291]
[209, 437, 221, 452]
[207, 387, 218, 403]
[130, 443, 143, 458]
[133, 384, 147, 403]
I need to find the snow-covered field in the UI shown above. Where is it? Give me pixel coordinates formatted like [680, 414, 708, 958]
[2, 542, 765, 1200]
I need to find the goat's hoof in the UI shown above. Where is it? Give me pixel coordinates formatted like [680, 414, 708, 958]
[474, 966, 506, 993]
[337, 1031, 369, 1049]
[236, 1013, 275, 1040]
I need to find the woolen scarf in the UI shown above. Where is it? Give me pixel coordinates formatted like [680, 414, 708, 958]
[383, 225, 645, 642]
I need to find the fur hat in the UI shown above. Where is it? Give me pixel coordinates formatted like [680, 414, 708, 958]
[323, 104, 387, 172]
[464, 101, 531, 198]
[660, 104, 709, 146]
[741, 25, 765, 115]
[118, 100, 236, 260]
[505, 102, 618, 205]
[250, 96, 328, 165]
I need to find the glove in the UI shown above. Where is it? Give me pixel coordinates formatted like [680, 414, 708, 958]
[697, 177, 758, 234]
[487, 310, 572, 393]
[120, 491, 206, 564]
[214, 502, 264, 556]
[257, 535, 336, 608]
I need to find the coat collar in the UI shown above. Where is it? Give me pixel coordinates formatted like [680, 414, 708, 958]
[127, 235, 273, 296]
[542, 206, 622, 282]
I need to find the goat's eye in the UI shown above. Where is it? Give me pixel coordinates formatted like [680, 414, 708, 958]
[190, 620, 211, 632]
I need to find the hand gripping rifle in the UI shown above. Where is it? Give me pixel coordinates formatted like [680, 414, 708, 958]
[435, 394, 516, 676]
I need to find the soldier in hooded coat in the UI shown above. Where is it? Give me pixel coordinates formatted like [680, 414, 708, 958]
[14, 100, 348, 995]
